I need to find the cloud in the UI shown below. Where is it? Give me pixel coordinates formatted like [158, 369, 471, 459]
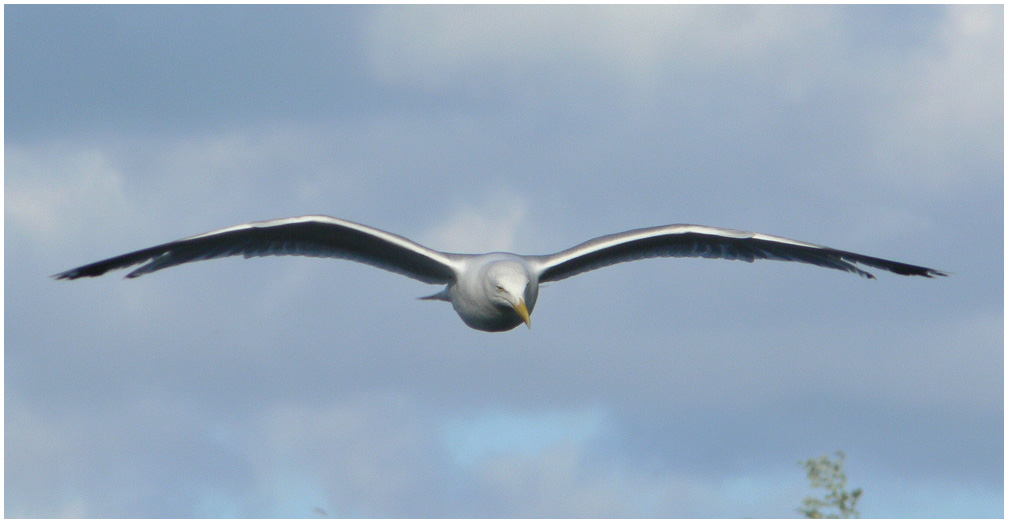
[5, 399, 92, 518]
[420, 191, 528, 253]
[208, 398, 809, 518]
[363, 5, 841, 98]
[864, 5, 1002, 196]
[248, 392, 445, 517]
[5, 144, 134, 247]
[361, 5, 1001, 207]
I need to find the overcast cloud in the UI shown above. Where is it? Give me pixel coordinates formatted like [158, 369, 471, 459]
[6, 5, 1003, 518]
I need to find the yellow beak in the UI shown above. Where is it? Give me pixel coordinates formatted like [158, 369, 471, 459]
[514, 299, 531, 328]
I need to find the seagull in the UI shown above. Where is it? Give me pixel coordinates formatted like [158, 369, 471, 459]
[53, 215, 946, 332]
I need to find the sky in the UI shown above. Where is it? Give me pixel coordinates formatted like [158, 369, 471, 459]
[5, 5, 1003, 518]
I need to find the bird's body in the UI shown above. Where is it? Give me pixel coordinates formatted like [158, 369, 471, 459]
[435, 253, 539, 331]
[54, 215, 945, 331]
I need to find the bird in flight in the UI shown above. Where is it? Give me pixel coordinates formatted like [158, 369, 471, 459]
[54, 215, 946, 331]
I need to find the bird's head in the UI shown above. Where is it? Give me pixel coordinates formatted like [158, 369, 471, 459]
[485, 261, 536, 328]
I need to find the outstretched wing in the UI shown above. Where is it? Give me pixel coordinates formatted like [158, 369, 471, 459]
[53, 215, 460, 284]
[531, 224, 946, 282]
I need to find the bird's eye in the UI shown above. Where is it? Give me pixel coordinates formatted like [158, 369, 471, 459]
[495, 284, 505, 292]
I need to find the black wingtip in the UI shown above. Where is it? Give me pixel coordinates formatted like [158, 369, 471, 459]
[52, 264, 114, 280]
[851, 253, 948, 279]
[894, 265, 948, 278]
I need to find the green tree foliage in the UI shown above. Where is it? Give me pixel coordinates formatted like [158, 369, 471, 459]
[798, 451, 862, 518]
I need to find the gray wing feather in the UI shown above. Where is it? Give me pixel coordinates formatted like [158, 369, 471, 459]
[532, 224, 946, 282]
[52, 215, 459, 284]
